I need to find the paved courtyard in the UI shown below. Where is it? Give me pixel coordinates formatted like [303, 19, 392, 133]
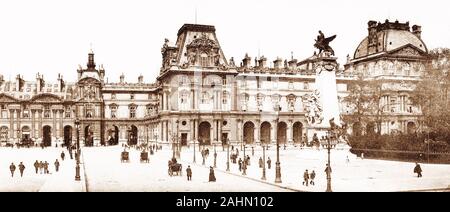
[1, 144, 449, 192]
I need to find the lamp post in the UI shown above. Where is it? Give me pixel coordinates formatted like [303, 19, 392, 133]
[193, 138, 196, 163]
[274, 105, 282, 183]
[202, 139, 205, 165]
[213, 143, 217, 168]
[74, 119, 81, 181]
[176, 120, 180, 159]
[324, 129, 336, 192]
[261, 142, 266, 180]
[242, 144, 246, 175]
[226, 138, 230, 171]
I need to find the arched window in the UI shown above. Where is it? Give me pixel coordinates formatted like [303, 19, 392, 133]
[110, 104, 118, 118]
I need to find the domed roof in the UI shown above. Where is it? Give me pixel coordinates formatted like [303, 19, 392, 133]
[353, 21, 428, 59]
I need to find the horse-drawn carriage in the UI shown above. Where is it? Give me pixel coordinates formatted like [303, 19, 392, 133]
[140, 151, 149, 163]
[121, 150, 129, 163]
[168, 158, 182, 176]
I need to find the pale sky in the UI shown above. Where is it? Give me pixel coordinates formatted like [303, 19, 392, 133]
[0, 0, 449, 84]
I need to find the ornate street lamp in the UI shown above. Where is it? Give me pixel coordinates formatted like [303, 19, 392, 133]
[324, 125, 337, 192]
[193, 138, 196, 163]
[242, 144, 246, 175]
[213, 143, 217, 168]
[226, 138, 230, 171]
[261, 142, 266, 180]
[74, 118, 81, 181]
[274, 105, 282, 183]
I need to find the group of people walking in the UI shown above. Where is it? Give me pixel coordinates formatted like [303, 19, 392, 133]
[8, 151, 65, 178]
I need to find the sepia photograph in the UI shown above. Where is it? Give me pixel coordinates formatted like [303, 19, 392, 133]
[0, 0, 449, 197]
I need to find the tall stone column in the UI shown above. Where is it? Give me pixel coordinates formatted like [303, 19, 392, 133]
[59, 110, 64, 139]
[9, 110, 14, 139]
[31, 110, 35, 138]
[287, 120, 293, 144]
[38, 110, 42, 139]
[254, 120, 260, 144]
[52, 110, 57, 141]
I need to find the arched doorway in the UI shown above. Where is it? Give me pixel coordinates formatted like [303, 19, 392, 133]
[366, 122, 376, 135]
[128, 125, 138, 145]
[243, 121, 255, 144]
[353, 122, 362, 136]
[43, 126, 52, 147]
[63, 126, 72, 147]
[107, 125, 119, 145]
[85, 125, 94, 146]
[293, 122, 303, 144]
[407, 122, 416, 134]
[277, 122, 287, 144]
[198, 121, 211, 145]
[260, 122, 271, 144]
[21, 126, 31, 141]
[0, 126, 8, 143]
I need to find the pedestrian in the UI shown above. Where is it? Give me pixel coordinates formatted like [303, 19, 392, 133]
[346, 156, 350, 164]
[69, 148, 73, 159]
[19, 162, 25, 177]
[61, 151, 65, 161]
[39, 161, 44, 174]
[186, 165, 192, 181]
[414, 162, 422, 178]
[259, 157, 263, 168]
[54, 159, 60, 172]
[33, 160, 39, 174]
[267, 157, 271, 169]
[231, 145, 234, 151]
[44, 161, 49, 174]
[208, 166, 216, 182]
[251, 147, 254, 156]
[310, 170, 316, 185]
[361, 153, 364, 160]
[238, 158, 242, 171]
[246, 155, 251, 166]
[303, 169, 309, 186]
[9, 162, 16, 177]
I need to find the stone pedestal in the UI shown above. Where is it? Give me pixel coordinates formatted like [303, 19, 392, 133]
[305, 51, 341, 140]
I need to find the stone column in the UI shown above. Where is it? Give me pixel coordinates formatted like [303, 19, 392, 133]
[254, 120, 260, 144]
[31, 110, 35, 138]
[52, 110, 57, 141]
[236, 119, 242, 145]
[59, 110, 64, 139]
[287, 120, 293, 144]
[9, 110, 14, 139]
[38, 110, 42, 139]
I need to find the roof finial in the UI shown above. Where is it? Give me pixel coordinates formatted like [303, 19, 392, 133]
[89, 43, 93, 54]
[291, 51, 294, 60]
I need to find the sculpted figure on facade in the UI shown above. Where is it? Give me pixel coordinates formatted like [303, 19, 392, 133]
[304, 90, 323, 125]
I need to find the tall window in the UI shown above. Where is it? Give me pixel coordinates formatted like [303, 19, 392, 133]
[129, 105, 137, 118]
[399, 95, 407, 112]
[65, 106, 71, 118]
[85, 104, 94, 118]
[110, 105, 117, 118]
[44, 105, 51, 118]
[22, 105, 29, 118]
[201, 92, 210, 104]
[222, 91, 229, 104]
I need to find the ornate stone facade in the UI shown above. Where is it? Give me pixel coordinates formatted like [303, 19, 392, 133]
[0, 20, 431, 146]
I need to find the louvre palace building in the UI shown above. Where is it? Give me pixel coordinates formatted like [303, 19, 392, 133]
[0, 20, 430, 147]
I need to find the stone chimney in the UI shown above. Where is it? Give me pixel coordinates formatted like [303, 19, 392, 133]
[120, 73, 125, 84]
[241, 53, 251, 68]
[258, 56, 267, 68]
[16, 74, 21, 91]
[138, 75, 144, 84]
[0, 74, 4, 86]
[77, 65, 82, 80]
[412, 25, 422, 38]
[288, 59, 298, 69]
[273, 57, 283, 69]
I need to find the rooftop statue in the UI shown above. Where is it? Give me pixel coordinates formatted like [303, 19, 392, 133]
[314, 30, 336, 56]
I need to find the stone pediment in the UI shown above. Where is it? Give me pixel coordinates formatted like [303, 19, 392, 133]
[388, 44, 426, 58]
[0, 94, 19, 103]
